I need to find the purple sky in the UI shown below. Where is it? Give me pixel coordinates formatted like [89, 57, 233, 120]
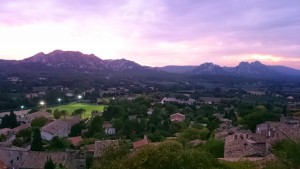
[0, 0, 300, 68]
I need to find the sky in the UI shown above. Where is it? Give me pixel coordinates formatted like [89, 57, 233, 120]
[0, 0, 300, 68]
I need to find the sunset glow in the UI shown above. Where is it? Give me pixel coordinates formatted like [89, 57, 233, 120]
[0, 0, 299, 68]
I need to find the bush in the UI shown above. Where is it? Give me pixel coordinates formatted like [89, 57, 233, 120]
[272, 140, 300, 168]
[31, 117, 48, 128]
[178, 128, 210, 143]
[201, 139, 224, 158]
[48, 136, 71, 150]
[12, 138, 24, 147]
[92, 141, 225, 169]
[0, 134, 6, 142]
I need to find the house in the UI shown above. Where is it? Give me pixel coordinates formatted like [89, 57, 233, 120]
[102, 123, 116, 135]
[68, 136, 83, 146]
[224, 131, 267, 158]
[256, 121, 300, 145]
[19, 111, 52, 124]
[63, 116, 81, 127]
[7, 77, 22, 84]
[161, 97, 195, 105]
[65, 92, 74, 97]
[133, 136, 149, 149]
[11, 124, 30, 134]
[94, 140, 119, 157]
[170, 113, 185, 122]
[41, 117, 81, 141]
[0, 147, 86, 169]
[41, 120, 70, 141]
[25, 93, 39, 99]
[280, 115, 300, 129]
[215, 128, 236, 140]
[0, 147, 27, 168]
[0, 128, 13, 138]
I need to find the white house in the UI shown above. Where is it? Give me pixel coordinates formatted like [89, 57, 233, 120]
[103, 123, 116, 135]
[41, 120, 70, 141]
[105, 128, 116, 135]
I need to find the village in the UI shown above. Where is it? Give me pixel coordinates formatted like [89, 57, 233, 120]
[0, 89, 300, 169]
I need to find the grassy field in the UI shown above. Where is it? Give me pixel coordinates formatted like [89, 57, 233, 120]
[50, 103, 105, 119]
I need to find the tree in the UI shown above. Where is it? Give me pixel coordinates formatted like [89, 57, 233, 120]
[44, 157, 56, 169]
[242, 106, 277, 132]
[56, 163, 67, 169]
[87, 115, 103, 137]
[92, 141, 224, 169]
[273, 140, 300, 168]
[48, 136, 70, 150]
[9, 110, 19, 128]
[73, 108, 86, 116]
[31, 129, 44, 151]
[0, 115, 10, 128]
[69, 122, 86, 137]
[201, 139, 224, 158]
[60, 110, 68, 119]
[14, 128, 32, 146]
[86, 154, 93, 169]
[53, 109, 61, 119]
[102, 105, 125, 121]
[28, 108, 39, 114]
[165, 104, 178, 114]
[0, 111, 19, 129]
[31, 117, 48, 128]
[178, 128, 210, 143]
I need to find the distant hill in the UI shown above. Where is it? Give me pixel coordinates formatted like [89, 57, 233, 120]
[191, 63, 225, 74]
[269, 65, 300, 76]
[159, 65, 197, 73]
[21, 50, 143, 72]
[0, 50, 299, 82]
[160, 61, 300, 79]
[0, 50, 177, 85]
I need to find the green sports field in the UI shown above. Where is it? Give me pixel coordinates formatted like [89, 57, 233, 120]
[50, 103, 105, 119]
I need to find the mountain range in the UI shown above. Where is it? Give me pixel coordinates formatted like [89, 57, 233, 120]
[0, 50, 299, 80]
[160, 61, 300, 79]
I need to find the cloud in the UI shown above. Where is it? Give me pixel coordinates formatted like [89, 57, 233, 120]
[0, 0, 299, 69]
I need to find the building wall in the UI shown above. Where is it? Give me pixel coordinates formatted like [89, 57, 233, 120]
[105, 128, 116, 135]
[41, 131, 53, 141]
[55, 126, 70, 138]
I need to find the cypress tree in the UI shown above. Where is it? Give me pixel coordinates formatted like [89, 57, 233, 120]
[44, 157, 56, 169]
[31, 128, 44, 151]
[9, 110, 19, 128]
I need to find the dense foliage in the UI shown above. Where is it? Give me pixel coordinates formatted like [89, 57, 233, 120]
[31, 128, 44, 151]
[0, 110, 19, 129]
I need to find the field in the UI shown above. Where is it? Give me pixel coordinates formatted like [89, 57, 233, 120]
[49, 103, 105, 119]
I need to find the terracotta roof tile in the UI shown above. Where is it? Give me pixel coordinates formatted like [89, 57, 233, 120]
[68, 136, 83, 146]
[133, 138, 149, 149]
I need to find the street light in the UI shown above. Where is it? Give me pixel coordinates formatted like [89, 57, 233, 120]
[21, 105, 24, 114]
[58, 98, 61, 103]
[40, 101, 45, 106]
[78, 95, 82, 99]
[40, 101, 46, 109]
